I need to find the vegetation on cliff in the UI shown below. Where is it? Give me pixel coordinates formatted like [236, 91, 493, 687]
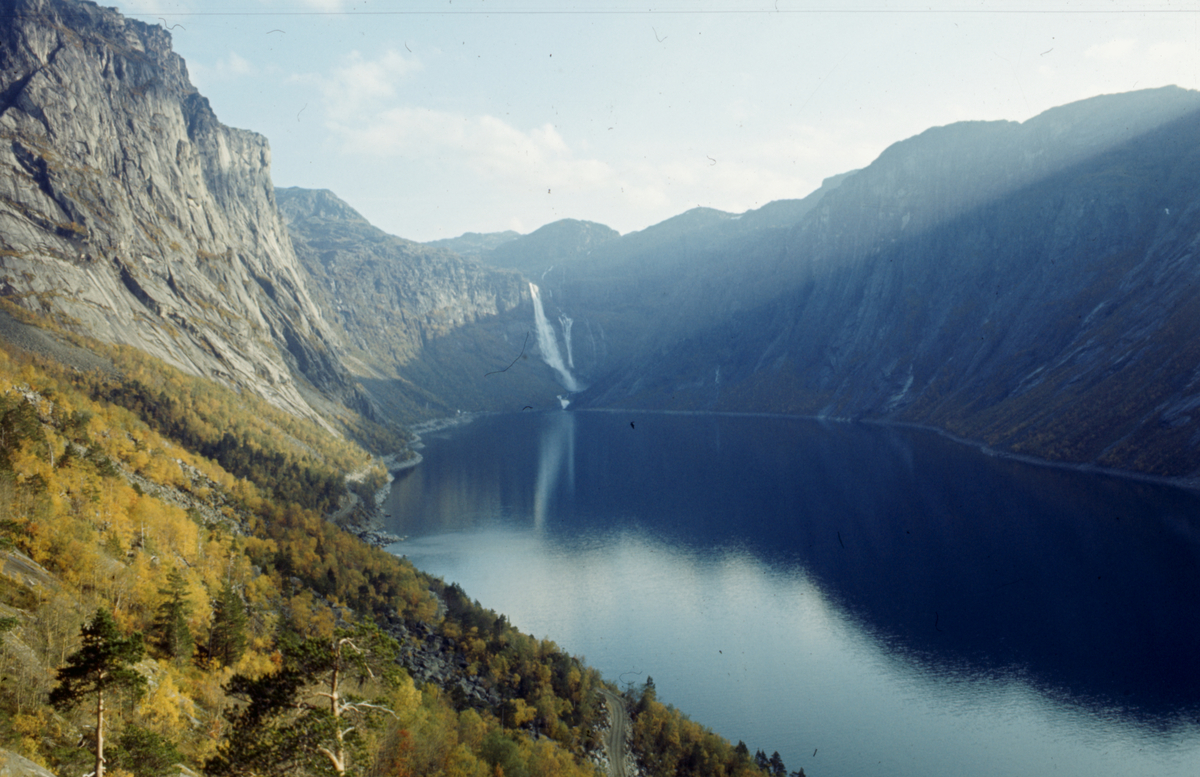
[0, 309, 777, 777]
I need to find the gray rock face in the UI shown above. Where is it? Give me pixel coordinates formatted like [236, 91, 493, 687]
[386, 618, 501, 709]
[0, 0, 352, 424]
[0, 748, 57, 777]
[278, 187, 565, 417]
[278, 187, 527, 374]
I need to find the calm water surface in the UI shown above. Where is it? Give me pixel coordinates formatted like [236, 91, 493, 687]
[383, 411, 1200, 777]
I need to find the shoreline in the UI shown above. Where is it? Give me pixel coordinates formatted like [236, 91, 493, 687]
[376, 407, 1200, 498]
[406, 411, 484, 440]
[355, 413, 485, 546]
[577, 407, 1200, 494]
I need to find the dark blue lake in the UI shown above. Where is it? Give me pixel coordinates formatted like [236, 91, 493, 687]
[383, 410, 1200, 777]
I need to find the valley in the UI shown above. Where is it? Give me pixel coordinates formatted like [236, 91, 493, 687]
[1, 1, 1199, 776]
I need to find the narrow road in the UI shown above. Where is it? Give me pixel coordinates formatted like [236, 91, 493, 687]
[599, 688, 631, 777]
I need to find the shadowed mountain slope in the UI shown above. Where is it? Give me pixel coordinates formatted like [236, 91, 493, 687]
[4, 0, 1200, 485]
[558, 87, 1200, 479]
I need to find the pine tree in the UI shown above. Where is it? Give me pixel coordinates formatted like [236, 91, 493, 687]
[109, 725, 184, 777]
[49, 608, 147, 777]
[206, 620, 401, 777]
[153, 566, 193, 662]
[208, 582, 248, 667]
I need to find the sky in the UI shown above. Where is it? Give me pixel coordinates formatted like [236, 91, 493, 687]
[110, 1, 1200, 242]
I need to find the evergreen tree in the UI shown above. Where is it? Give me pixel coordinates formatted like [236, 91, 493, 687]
[109, 725, 184, 777]
[637, 675, 657, 713]
[0, 517, 22, 551]
[206, 621, 401, 777]
[208, 582, 248, 667]
[153, 566, 193, 662]
[205, 663, 312, 777]
[49, 608, 147, 777]
[0, 397, 43, 469]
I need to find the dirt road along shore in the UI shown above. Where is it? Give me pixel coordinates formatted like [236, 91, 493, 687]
[600, 688, 631, 777]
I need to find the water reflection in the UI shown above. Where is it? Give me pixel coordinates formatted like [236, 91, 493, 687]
[534, 411, 575, 529]
[385, 411, 1200, 777]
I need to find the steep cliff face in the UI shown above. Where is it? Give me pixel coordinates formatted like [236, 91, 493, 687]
[0, 0, 354, 423]
[278, 187, 528, 374]
[278, 188, 566, 417]
[573, 87, 1200, 478]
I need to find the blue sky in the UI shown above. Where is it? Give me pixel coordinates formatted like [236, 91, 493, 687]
[113, 1, 1200, 242]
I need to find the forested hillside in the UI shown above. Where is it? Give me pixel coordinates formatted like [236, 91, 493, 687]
[0, 302, 782, 777]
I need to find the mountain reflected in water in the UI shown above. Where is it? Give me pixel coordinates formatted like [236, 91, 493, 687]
[385, 411, 1200, 777]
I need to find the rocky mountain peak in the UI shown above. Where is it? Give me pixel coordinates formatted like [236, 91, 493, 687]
[275, 187, 372, 227]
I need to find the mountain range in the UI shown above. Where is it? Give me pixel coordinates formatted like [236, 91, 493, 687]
[3, 0, 1200, 484]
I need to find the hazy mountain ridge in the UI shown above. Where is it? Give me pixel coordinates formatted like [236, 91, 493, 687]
[424, 229, 521, 259]
[568, 87, 1200, 479]
[506, 174, 855, 388]
[479, 218, 620, 278]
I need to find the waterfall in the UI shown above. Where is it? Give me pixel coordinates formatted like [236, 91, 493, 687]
[559, 313, 575, 368]
[529, 282, 579, 391]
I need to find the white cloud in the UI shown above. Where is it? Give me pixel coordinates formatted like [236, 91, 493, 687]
[221, 52, 255, 76]
[1146, 41, 1193, 63]
[294, 49, 422, 116]
[334, 107, 617, 192]
[332, 102, 884, 238]
[185, 52, 256, 92]
[1084, 38, 1138, 60]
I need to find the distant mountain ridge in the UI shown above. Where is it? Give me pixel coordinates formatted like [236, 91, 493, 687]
[4, 0, 1200, 483]
[476, 219, 620, 279]
[424, 230, 521, 259]
[556, 87, 1200, 478]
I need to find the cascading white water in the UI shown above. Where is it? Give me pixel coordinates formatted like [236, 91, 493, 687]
[529, 282, 579, 391]
[559, 313, 575, 369]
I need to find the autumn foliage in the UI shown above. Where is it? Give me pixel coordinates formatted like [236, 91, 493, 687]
[0, 317, 778, 777]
